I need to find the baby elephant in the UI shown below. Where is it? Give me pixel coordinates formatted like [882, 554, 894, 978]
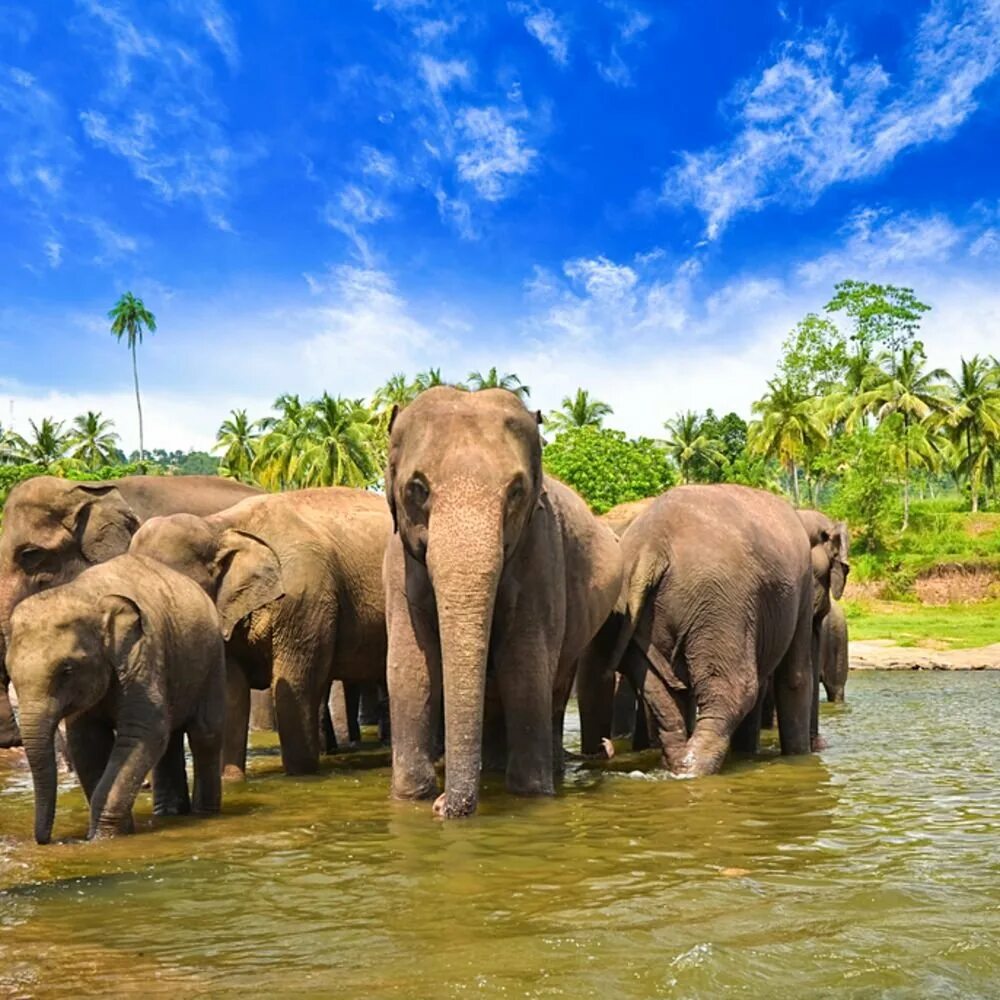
[7, 554, 226, 844]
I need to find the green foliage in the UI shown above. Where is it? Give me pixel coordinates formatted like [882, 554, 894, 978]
[824, 279, 931, 363]
[542, 427, 675, 513]
[778, 313, 849, 396]
[662, 410, 727, 483]
[545, 388, 613, 433]
[843, 598, 1000, 650]
[466, 367, 529, 399]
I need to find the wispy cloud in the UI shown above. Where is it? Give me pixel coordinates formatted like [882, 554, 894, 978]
[596, 1, 651, 86]
[455, 105, 538, 200]
[509, 2, 570, 66]
[663, 0, 1000, 239]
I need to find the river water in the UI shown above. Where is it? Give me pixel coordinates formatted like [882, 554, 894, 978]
[1, 671, 998, 998]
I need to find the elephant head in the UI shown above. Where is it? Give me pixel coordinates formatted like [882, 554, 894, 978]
[130, 513, 284, 640]
[0, 478, 140, 639]
[796, 509, 850, 617]
[386, 386, 543, 817]
[7, 588, 150, 844]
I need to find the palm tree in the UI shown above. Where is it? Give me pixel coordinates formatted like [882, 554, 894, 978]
[372, 373, 419, 413]
[414, 368, 448, 392]
[851, 346, 951, 529]
[296, 394, 378, 488]
[69, 411, 120, 470]
[9, 418, 71, 469]
[941, 355, 1000, 513]
[545, 388, 613, 434]
[0, 422, 26, 465]
[108, 292, 157, 464]
[749, 379, 827, 505]
[466, 367, 530, 400]
[215, 409, 261, 483]
[254, 393, 313, 490]
[663, 410, 727, 484]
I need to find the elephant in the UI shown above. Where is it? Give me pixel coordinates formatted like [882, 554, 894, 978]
[384, 386, 622, 818]
[819, 600, 849, 703]
[577, 484, 816, 777]
[796, 509, 850, 747]
[129, 487, 390, 778]
[600, 496, 657, 538]
[0, 474, 259, 747]
[6, 553, 226, 844]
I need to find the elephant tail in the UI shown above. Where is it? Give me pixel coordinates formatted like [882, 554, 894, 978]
[607, 544, 666, 677]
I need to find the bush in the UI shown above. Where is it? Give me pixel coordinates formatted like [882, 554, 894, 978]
[542, 427, 675, 513]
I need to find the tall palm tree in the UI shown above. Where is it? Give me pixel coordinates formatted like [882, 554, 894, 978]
[9, 418, 71, 469]
[466, 367, 531, 400]
[215, 409, 261, 483]
[852, 346, 951, 529]
[545, 388, 613, 434]
[108, 292, 157, 464]
[749, 379, 827, 505]
[941, 355, 1000, 513]
[372, 373, 419, 413]
[0, 422, 26, 465]
[296, 394, 378, 488]
[414, 368, 448, 392]
[69, 411, 120, 470]
[663, 410, 727, 484]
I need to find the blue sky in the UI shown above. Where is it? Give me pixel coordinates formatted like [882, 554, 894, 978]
[2, 0, 999, 451]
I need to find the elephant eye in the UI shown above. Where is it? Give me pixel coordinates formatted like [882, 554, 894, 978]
[16, 546, 48, 573]
[507, 478, 527, 506]
[406, 476, 430, 506]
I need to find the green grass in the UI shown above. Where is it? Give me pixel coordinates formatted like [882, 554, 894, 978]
[843, 598, 1000, 650]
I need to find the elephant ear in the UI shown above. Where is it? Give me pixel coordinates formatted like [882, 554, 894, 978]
[214, 528, 285, 640]
[65, 485, 141, 563]
[100, 594, 147, 686]
[828, 521, 851, 600]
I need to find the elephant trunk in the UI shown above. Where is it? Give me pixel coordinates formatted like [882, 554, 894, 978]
[20, 707, 59, 844]
[427, 502, 504, 819]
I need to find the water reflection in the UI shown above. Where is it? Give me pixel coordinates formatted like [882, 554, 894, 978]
[1, 673, 998, 998]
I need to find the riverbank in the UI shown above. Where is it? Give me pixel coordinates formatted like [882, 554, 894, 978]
[843, 597, 1000, 650]
[850, 639, 1000, 671]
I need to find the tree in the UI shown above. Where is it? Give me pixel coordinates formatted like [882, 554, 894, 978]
[941, 355, 1000, 512]
[466, 367, 531, 400]
[295, 394, 378, 488]
[215, 409, 261, 483]
[778, 313, 849, 396]
[542, 426, 675, 514]
[69, 411, 120, 470]
[414, 368, 448, 391]
[825, 280, 930, 372]
[662, 411, 727, 483]
[0, 423, 26, 465]
[851, 346, 951, 529]
[254, 393, 313, 490]
[108, 292, 157, 463]
[545, 388, 613, 434]
[749, 379, 827, 505]
[9, 418, 71, 469]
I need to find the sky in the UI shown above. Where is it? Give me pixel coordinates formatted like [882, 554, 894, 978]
[1, 0, 999, 452]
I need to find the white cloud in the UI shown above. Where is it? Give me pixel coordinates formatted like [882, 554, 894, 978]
[455, 106, 537, 201]
[419, 56, 471, 94]
[197, 0, 240, 69]
[663, 1, 1000, 238]
[597, 47, 632, 87]
[43, 239, 62, 268]
[510, 3, 570, 66]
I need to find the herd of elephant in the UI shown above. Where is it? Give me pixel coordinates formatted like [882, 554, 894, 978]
[0, 387, 850, 843]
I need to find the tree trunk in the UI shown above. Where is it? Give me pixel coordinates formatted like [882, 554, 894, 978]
[791, 463, 801, 506]
[132, 343, 144, 464]
[968, 426, 978, 514]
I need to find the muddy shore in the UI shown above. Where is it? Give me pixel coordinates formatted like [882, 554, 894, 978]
[850, 640, 1000, 671]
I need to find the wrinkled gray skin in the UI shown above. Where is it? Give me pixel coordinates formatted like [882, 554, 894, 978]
[130, 488, 390, 778]
[578, 484, 816, 776]
[385, 387, 622, 818]
[0, 475, 259, 748]
[7, 554, 225, 844]
[796, 509, 850, 747]
[819, 600, 849, 703]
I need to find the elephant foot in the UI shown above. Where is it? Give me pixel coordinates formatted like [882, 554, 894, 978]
[811, 734, 829, 751]
[222, 764, 247, 782]
[571, 738, 616, 762]
[432, 792, 477, 819]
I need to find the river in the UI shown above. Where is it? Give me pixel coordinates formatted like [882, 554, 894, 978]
[1, 671, 998, 998]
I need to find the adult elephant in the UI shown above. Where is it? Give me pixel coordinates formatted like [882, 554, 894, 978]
[796, 509, 850, 747]
[0, 475, 259, 747]
[600, 496, 657, 538]
[819, 600, 849, 703]
[578, 484, 815, 776]
[130, 487, 390, 777]
[384, 387, 621, 818]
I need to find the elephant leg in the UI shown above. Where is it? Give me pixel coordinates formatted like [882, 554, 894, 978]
[188, 667, 225, 815]
[152, 730, 191, 816]
[377, 683, 391, 745]
[249, 690, 275, 731]
[322, 684, 340, 754]
[576, 617, 619, 757]
[774, 611, 814, 757]
[639, 665, 689, 772]
[809, 624, 825, 750]
[386, 561, 442, 800]
[88, 721, 170, 837]
[677, 639, 758, 777]
[66, 716, 114, 805]
[481, 678, 507, 772]
[222, 656, 251, 781]
[759, 676, 776, 729]
[273, 665, 324, 775]
[358, 683, 381, 727]
[611, 673, 637, 739]
[345, 683, 362, 745]
[730, 682, 764, 755]
[0, 679, 21, 748]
